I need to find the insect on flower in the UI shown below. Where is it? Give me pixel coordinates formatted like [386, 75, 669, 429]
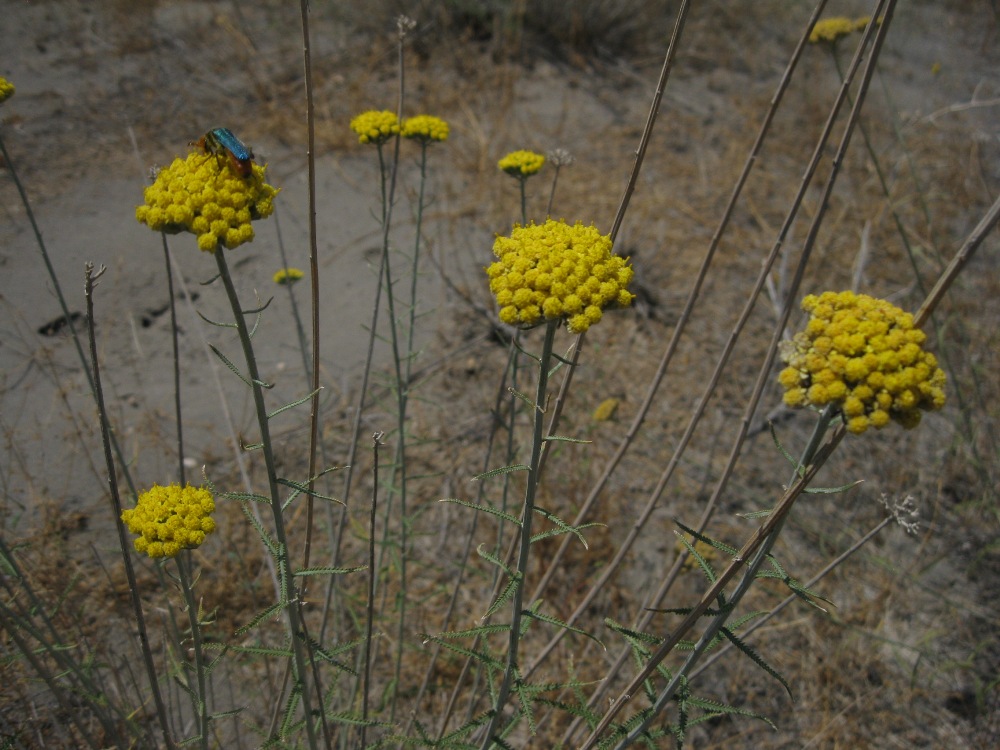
[194, 127, 256, 177]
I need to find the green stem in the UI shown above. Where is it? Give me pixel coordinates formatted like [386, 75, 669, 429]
[545, 164, 561, 217]
[388, 140, 432, 722]
[480, 319, 559, 750]
[175, 553, 209, 750]
[212, 248, 318, 750]
[361, 432, 384, 750]
[518, 176, 528, 224]
[161, 237, 186, 486]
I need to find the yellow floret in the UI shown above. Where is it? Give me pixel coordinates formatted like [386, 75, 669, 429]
[846, 415, 870, 434]
[136, 151, 278, 253]
[350, 110, 400, 145]
[121, 483, 216, 559]
[487, 219, 634, 332]
[809, 17, 856, 43]
[498, 149, 546, 177]
[400, 114, 450, 143]
[0, 77, 14, 103]
[777, 290, 946, 435]
[273, 267, 305, 286]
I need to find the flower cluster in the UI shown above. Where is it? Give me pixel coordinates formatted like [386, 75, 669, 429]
[401, 115, 449, 143]
[0, 77, 14, 104]
[778, 291, 946, 434]
[350, 110, 400, 145]
[498, 150, 545, 177]
[592, 397, 620, 422]
[121, 483, 216, 559]
[136, 151, 278, 252]
[809, 16, 877, 44]
[487, 219, 634, 333]
[274, 267, 304, 285]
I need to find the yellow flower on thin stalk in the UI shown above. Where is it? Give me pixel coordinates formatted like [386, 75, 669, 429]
[778, 291, 946, 434]
[401, 115, 449, 143]
[274, 267, 305, 285]
[487, 219, 635, 333]
[350, 110, 400, 145]
[121, 483, 216, 559]
[136, 150, 278, 252]
[498, 149, 545, 178]
[809, 17, 857, 44]
[0, 77, 14, 104]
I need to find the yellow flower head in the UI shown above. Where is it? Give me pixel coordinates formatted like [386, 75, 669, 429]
[136, 151, 278, 252]
[0, 77, 14, 104]
[350, 110, 400, 145]
[487, 219, 635, 333]
[809, 17, 857, 44]
[592, 397, 620, 422]
[401, 114, 449, 143]
[274, 267, 305, 285]
[498, 149, 545, 178]
[778, 291, 946, 434]
[121, 483, 216, 559]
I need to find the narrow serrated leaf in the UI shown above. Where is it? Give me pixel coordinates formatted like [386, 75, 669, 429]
[674, 520, 739, 557]
[483, 573, 520, 620]
[507, 386, 537, 410]
[267, 387, 323, 420]
[542, 434, 591, 444]
[531, 506, 601, 549]
[770, 420, 805, 477]
[441, 497, 521, 526]
[295, 564, 367, 577]
[219, 490, 271, 504]
[208, 344, 251, 387]
[803, 479, 864, 494]
[470, 464, 530, 482]
[234, 600, 287, 636]
[428, 623, 511, 640]
[277, 477, 344, 508]
[523, 608, 605, 649]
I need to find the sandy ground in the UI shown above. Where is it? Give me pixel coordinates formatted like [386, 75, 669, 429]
[2, 0, 999, 747]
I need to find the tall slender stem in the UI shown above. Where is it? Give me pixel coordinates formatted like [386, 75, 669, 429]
[84, 263, 176, 750]
[361, 432, 384, 749]
[480, 319, 559, 749]
[175, 553, 209, 750]
[212, 249, 318, 750]
[161, 237, 186, 486]
[298, 0, 321, 585]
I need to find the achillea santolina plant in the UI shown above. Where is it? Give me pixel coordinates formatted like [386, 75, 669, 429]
[121, 483, 216, 559]
[809, 17, 858, 44]
[809, 15, 878, 44]
[349, 109, 400, 145]
[400, 114, 450, 143]
[487, 219, 635, 332]
[273, 266, 305, 285]
[0, 76, 14, 103]
[498, 148, 546, 177]
[135, 150, 278, 251]
[778, 291, 946, 433]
